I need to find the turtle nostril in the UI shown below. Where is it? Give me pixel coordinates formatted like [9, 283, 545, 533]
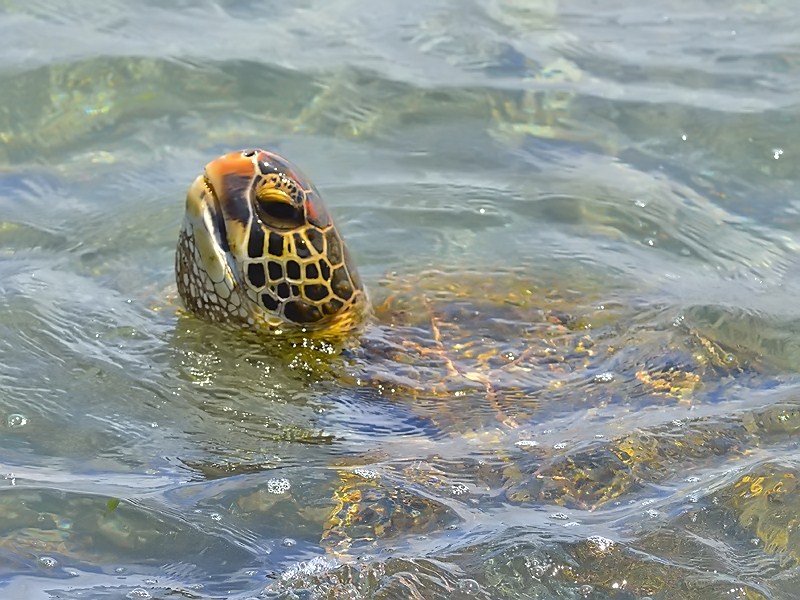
[242, 149, 256, 157]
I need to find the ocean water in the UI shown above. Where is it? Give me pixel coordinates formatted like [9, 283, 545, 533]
[1, 0, 800, 598]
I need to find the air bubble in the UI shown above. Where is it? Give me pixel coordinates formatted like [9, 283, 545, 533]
[7, 414, 27, 428]
[593, 371, 614, 383]
[266, 478, 291, 494]
[352, 468, 379, 480]
[515, 440, 538, 448]
[451, 483, 469, 496]
[587, 535, 615, 553]
[457, 578, 481, 595]
[37, 556, 58, 569]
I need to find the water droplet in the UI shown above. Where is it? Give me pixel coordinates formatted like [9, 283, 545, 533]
[773, 148, 784, 160]
[37, 556, 58, 569]
[7, 414, 27, 428]
[126, 589, 152, 599]
[210, 512, 222, 522]
[282, 537, 297, 547]
[579, 584, 594, 597]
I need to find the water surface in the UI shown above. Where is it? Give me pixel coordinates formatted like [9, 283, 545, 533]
[1, 0, 800, 598]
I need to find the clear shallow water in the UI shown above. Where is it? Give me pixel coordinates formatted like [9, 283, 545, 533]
[2, 0, 800, 598]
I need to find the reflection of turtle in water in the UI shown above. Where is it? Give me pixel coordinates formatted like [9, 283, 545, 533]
[176, 149, 744, 554]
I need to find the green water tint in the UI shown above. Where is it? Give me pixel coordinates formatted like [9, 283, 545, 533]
[2, 0, 800, 597]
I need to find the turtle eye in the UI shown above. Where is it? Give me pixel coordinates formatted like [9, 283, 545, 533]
[254, 188, 306, 230]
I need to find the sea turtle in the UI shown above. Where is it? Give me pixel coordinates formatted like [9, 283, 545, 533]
[176, 148, 369, 337]
[175, 149, 745, 555]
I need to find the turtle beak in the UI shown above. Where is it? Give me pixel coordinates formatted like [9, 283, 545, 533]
[184, 174, 211, 221]
[202, 153, 257, 227]
[196, 152, 264, 259]
[184, 173, 231, 254]
[181, 173, 241, 291]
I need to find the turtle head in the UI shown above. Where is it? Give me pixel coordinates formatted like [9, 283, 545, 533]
[176, 149, 368, 335]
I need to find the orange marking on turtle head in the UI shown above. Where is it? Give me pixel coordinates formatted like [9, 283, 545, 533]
[204, 150, 259, 184]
